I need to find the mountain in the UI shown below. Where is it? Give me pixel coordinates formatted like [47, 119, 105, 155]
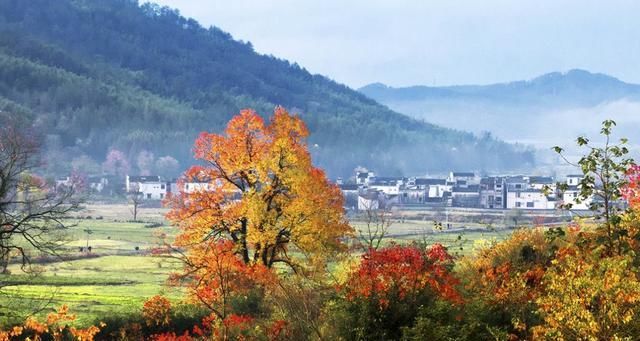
[360, 70, 640, 107]
[0, 0, 533, 177]
[359, 70, 640, 153]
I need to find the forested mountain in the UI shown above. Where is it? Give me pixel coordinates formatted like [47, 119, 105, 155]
[359, 70, 640, 153]
[0, 0, 534, 177]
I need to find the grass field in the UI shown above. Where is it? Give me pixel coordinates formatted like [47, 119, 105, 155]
[0, 204, 517, 327]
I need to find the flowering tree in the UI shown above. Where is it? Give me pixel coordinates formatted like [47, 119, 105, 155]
[102, 149, 130, 177]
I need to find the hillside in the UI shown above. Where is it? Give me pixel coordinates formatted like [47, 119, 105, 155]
[0, 0, 534, 177]
[359, 70, 640, 152]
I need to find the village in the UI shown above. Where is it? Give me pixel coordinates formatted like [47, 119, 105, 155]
[55, 169, 593, 213]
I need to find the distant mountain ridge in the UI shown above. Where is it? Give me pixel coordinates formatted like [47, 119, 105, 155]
[358, 70, 640, 160]
[360, 69, 640, 108]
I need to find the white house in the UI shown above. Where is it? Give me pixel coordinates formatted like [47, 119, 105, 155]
[560, 175, 593, 210]
[506, 189, 556, 210]
[415, 178, 450, 198]
[358, 192, 380, 211]
[356, 170, 375, 185]
[566, 175, 583, 187]
[369, 180, 401, 195]
[448, 172, 478, 186]
[126, 175, 167, 200]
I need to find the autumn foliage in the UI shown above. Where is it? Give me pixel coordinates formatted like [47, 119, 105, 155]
[344, 243, 461, 306]
[166, 107, 351, 271]
[0, 305, 103, 341]
[143, 295, 172, 327]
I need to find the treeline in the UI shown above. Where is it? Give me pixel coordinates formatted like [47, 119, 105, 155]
[0, 0, 534, 177]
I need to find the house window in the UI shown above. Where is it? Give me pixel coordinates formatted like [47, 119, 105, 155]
[516, 192, 521, 198]
[147, 193, 151, 199]
[516, 202, 521, 208]
[161, 184, 166, 190]
[527, 202, 534, 208]
[515, 184, 522, 189]
[160, 193, 164, 199]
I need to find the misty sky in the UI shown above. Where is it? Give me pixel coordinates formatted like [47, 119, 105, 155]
[151, 0, 640, 88]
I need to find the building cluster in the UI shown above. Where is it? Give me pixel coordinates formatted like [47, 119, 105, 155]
[55, 175, 214, 200]
[339, 170, 592, 211]
[55, 170, 592, 212]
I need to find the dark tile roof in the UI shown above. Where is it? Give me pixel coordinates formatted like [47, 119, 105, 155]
[128, 175, 161, 183]
[505, 176, 527, 183]
[453, 172, 475, 177]
[370, 181, 398, 186]
[452, 185, 480, 193]
[339, 184, 359, 191]
[415, 178, 446, 185]
[529, 176, 554, 184]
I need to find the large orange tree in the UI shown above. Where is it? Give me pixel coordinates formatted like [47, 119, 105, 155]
[167, 107, 351, 272]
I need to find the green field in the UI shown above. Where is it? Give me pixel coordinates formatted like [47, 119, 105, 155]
[0, 205, 515, 327]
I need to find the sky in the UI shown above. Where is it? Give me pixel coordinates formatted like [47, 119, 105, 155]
[151, 0, 640, 88]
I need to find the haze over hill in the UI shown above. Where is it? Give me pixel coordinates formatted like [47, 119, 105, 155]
[0, 0, 534, 178]
[359, 70, 640, 158]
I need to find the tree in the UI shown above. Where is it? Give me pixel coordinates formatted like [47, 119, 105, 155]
[332, 243, 461, 340]
[358, 206, 392, 251]
[166, 108, 352, 272]
[155, 155, 180, 179]
[137, 150, 155, 175]
[552, 120, 635, 255]
[127, 183, 143, 221]
[165, 108, 352, 332]
[533, 248, 640, 339]
[102, 149, 130, 177]
[0, 118, 80, 273]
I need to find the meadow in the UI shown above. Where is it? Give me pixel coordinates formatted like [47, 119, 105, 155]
[0, 204, 514, 328]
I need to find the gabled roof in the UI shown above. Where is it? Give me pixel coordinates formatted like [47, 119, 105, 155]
[370, 181, 398, 186]
[128, 175, 161, 183]
[452, 172, 475, 177]
[415, 178, 446, 185]
[339, 184, 359, 191]
[452, 185, 480, 193]
[529, 176, 554, 184]
[505, 176, 527, 183]
[372, 176, 404, 182]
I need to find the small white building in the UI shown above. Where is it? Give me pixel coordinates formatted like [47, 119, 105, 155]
[506, 189, 556, 210]
[356, 170, 375, 185]
[358, 192, 380, 211]
[369, 180, 401, 195]
[566, 175, 583, 187]
[561, 175, 592, 210]
[126, 175, 167, 200]
[448, 172, 478, 186]
[415, 178, 450, 198]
